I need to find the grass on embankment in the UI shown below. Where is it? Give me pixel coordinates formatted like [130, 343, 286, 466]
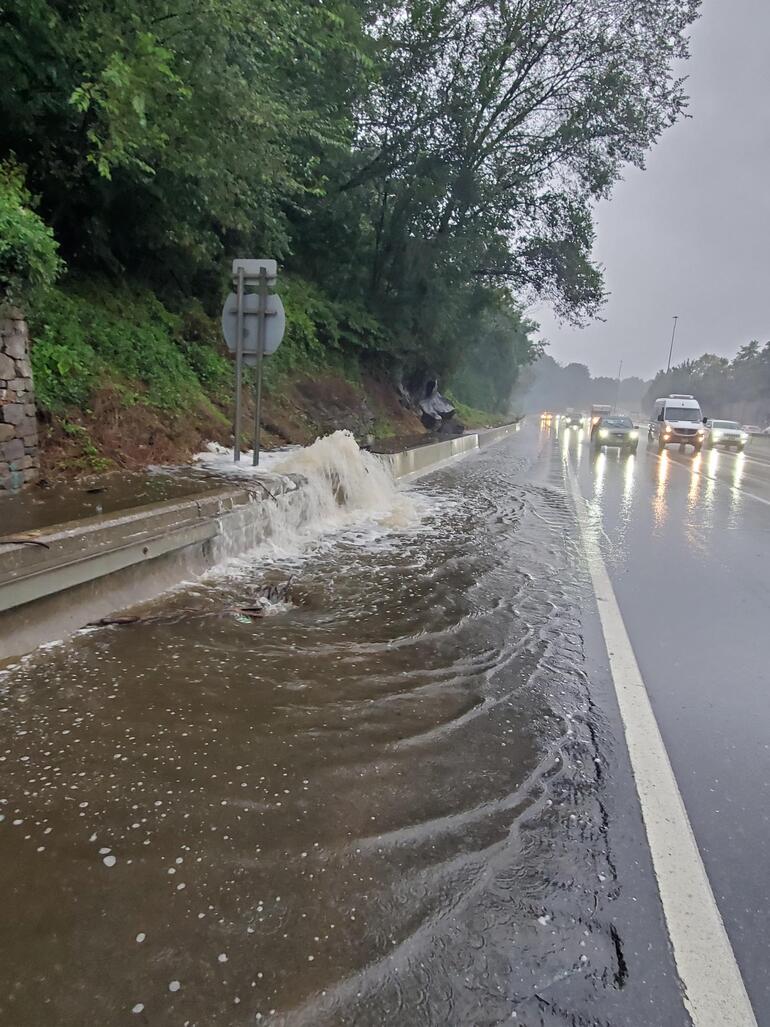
[26, 276, 430, 479]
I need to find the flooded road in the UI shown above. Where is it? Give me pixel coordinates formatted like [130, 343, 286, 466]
[1, 430, 691, 1025]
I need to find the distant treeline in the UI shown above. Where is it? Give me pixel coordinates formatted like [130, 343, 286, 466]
[0, 0, 699, 413]
[644, 343, 770, 426]
[517, 355, 649, 414]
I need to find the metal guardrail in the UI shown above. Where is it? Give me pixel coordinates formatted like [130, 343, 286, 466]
[0, 423, 522, 658]
[0, 488, 251, 614]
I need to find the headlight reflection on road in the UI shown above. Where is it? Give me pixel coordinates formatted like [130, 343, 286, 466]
[575, 429, 585, 469]
[652, 450, 669, 529]
[688, 452, 703, 511]
[729, 451, 746, 523]
[593, 450, 607, 499]
[617, 452, 637, 545]
[733, 451, 746, 490]
[704, 449, 719, 513]
[623, 452, 636, 500]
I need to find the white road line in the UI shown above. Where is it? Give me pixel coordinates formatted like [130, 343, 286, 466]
[566, 464, 758, 1027]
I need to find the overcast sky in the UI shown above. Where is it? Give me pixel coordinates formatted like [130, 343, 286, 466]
[532, 0, 770, 381]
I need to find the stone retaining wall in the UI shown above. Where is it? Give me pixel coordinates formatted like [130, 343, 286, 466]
[0, 309, 39, 490]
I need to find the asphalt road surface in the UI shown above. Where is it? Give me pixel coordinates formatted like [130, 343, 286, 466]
[560, 416, 770, 1026]
[0, 422, 767, 1026]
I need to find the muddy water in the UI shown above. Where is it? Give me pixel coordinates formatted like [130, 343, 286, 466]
[0, 469, 218, 538]
[0, 436, 666, 1025]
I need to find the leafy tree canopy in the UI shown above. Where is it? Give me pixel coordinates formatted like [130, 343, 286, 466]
[0, 0, 700, 402]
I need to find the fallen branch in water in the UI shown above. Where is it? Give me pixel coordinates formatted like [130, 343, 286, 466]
[0, 535, 50, 549]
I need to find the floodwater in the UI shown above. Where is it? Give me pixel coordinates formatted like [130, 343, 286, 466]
[0, 469, 219, 538]
[0, 432, 684, 1025]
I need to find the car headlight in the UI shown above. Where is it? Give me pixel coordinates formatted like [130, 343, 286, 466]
[741, 432, 749, 441]
[629, 430, 639, 440]
[712, 431, 722, 439]
[599, 428, 608, 438]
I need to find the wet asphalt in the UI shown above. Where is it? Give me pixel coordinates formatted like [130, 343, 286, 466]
[561, 419, 770, 1024]
[0, 422, 766, 1025]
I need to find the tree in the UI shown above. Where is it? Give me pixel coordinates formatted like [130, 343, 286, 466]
[0, 163, 61, 306]
[0, 0, 371, 286]
[643, 343, 770, 425]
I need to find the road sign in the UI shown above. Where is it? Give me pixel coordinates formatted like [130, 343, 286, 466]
[231, 258, 277, 284]
[221, 291, 285, 358]
[224, 259, 284, 468]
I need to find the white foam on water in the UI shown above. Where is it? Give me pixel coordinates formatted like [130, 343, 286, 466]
[195, 431, 423, 571]
[193, 440, 298, 475]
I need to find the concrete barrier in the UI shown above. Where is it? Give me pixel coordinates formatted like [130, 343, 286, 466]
[478, 422, 521, 447]
[0, 488, 263, 662]
[383, 433, 479, 480]
[381, 421, 521, 479]
[0, 423, 521, 662]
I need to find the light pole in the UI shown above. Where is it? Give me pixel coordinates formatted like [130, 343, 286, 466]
[614, 360, 623, 412]
[666, 316, 679, 373]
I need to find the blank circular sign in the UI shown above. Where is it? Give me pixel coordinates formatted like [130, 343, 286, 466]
[221, 291, 286, 359]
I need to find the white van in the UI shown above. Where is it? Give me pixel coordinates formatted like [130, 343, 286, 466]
[648, 395, 705, 452]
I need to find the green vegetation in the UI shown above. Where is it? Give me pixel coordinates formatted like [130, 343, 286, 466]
[59, 420, 113, 473]
[0, 163, 61, 306]
[29, 281, 229, 412]
[445, 395, 509, 429]
[28, 275, 388, 418]
[1, 0, 699, 426]
[264, 278, 387, 388]
[645, 343, 770, 424]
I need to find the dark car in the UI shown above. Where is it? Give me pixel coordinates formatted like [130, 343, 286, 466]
[591, 415, 639, 453]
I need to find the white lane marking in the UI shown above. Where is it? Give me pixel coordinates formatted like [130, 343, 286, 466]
[566, 464, 758, 1027]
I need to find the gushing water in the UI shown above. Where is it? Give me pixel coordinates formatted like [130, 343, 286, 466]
[195, 430, 418, 564]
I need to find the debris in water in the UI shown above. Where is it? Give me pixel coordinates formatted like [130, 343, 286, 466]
[88, 615, 143, 627]
[88, 579, 296, 629]
[0, 534, 50, 548]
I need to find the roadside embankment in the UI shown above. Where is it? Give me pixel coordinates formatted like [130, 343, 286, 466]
[0, 423, 521, 663]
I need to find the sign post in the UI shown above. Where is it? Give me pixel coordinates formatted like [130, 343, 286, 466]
[252, 267, 268, 466]
[221, 259, 285, 465]
[233, 266, 245, 462]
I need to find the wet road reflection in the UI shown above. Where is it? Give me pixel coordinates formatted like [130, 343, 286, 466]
[563, 424, 770, 1020]
[0, 435, 685, 1025]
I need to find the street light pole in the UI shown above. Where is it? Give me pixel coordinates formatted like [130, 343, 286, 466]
[614, 360, 623, 413]
[666, 315, 679, 373]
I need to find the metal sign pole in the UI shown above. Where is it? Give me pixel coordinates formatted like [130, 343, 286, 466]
[252, 267, 267, 466]
[233, 266, 245, 462]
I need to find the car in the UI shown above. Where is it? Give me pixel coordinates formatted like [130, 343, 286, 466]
[742, 424, 763, 436]
[563, 413, 583, 430]
[703, 419, 748, 451]
[592, 415, 639, 453]
[648, 394, 705, 452]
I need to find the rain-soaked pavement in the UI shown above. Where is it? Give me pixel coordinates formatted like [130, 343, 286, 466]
[1, 422, 767, 1025]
